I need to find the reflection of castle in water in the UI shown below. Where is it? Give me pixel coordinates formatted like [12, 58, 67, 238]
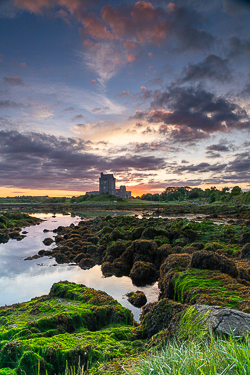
[86, 173, 131, 199]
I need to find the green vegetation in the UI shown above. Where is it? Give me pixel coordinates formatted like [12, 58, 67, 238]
[172, 269, 250, 310]
[140, 185, 250, 204]
[0, 282, 141, 375]
[129, 335, 250, 375]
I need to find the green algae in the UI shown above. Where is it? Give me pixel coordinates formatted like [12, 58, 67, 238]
[172, 269, 250, 310]
[0, 282, 142, 375]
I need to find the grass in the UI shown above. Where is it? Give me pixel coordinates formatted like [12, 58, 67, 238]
[127, 334, 250, 375]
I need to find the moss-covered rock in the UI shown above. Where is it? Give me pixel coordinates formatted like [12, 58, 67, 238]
[140, 299, 186, 338]
[129, 261, 158, 286]
[126, 291, 147, 308]
[190, 250, 238, 278]
[0, 282, 138, 375]
[168, 268, 250, 311]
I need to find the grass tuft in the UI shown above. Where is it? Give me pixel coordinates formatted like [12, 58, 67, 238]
[127, 334, 250, 375]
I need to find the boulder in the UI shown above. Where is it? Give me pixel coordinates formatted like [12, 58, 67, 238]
[241, 232, 250, 245]
[191, 250, 238, 278]
[55, 253, 69, 264]
[131, 227, 144, 240]
[140, 299, 186, 338]
[43, 237, 54, 246]
[73, 253, 86, 263]
[155, 244, 173, 269]
[101, 262, 114, 277]
[178, 304, 250, 338]
[79, 257, 95, 270]
[112, 257, 131, 276]
[106, 241, 126, 258]
[110, 230, 123, 241]
[131, 240, 157, 263]
[240, 243, 250, 259]
[160, 253, 191, 278]
[126, 291, 147, 308]
[129, 261, 158, 286]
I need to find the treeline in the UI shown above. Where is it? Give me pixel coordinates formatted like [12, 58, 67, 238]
[0, 196, 68, 204]
[141, 186, 250, 204]
[70, 193, 124, 203]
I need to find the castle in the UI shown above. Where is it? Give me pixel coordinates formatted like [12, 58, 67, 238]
[86, 173, 131, 199]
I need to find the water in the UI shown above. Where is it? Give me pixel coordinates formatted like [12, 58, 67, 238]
[0, 213, 159, 322]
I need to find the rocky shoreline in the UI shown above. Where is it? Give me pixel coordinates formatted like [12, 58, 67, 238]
[1, 212, 250, 374]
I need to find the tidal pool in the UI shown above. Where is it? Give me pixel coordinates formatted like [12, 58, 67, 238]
[0, 213, 159, 322]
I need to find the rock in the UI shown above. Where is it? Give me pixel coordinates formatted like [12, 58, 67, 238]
[102, 226, 113, 234]
[131, 240, 157, 263]
[43, 237, 54, 246]
[73, 253, 86, 263]
[240, 243, 250, 259]
[129, 261, 158, 286]
[106, 241, 126, 258]
[140, 299, 186, 338]
[160, 253, 191, 278]
[38, 249, 51, 256]
[9, 231, 21, 239]
[191, 250, 238, 278]
[79, 257, 95, 270]
[55, 236, 65, 244]
[131, 227, 144, 240]
[178, 304, 250, 338]
[43, 229, 50, 233]
[189, 242, 204, 250]
[0, 231, 9, 244]
[126, 291, 147, 308]
[155, 244, 173, 269]
[141, 227, 158, 239]
[112, 257, 131, 276]
[101, 261, 114, 277]
[241, 231, 250, 245]
[110, 230, 123, 241]
[55, 253, 69, 264]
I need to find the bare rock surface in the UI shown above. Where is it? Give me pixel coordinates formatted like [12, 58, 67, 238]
[193, 304, 250, 336]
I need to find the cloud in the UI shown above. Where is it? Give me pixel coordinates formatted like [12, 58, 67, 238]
[169, 161, 227, 175]
[130, 86, 250, 142]
[0, 100, 23, 108]
[228, 37, 250, 58]
[206, 144, 231, 152]
[19, 62, 28, 68]
[223, 0, 250, 15]
[180, 54, 231, 83]
[0, 130, 166, 190]
[2, 75, 25, 86]
[80, 41, 126, 85]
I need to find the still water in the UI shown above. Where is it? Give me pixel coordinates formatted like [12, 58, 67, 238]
[0, 214, 159, 322]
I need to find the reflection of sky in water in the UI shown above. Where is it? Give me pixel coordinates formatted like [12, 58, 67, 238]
[0, 214, 159, 322]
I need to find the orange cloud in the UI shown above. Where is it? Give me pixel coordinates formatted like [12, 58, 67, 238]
[126, 53, 136, 63]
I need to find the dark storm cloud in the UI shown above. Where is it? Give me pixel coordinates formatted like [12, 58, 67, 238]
[180, 55, 231, 83]
[0, 130, 165, 190]
[131, 86, 250, 142]
[2, 75, 25, 86]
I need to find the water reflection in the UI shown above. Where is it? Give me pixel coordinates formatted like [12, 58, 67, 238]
[0, 214, 159, 322]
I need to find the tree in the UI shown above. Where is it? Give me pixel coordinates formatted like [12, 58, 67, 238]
[231, 186, 242, 196]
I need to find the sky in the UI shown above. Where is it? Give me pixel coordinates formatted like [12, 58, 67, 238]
[0, 0, 250, 197]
